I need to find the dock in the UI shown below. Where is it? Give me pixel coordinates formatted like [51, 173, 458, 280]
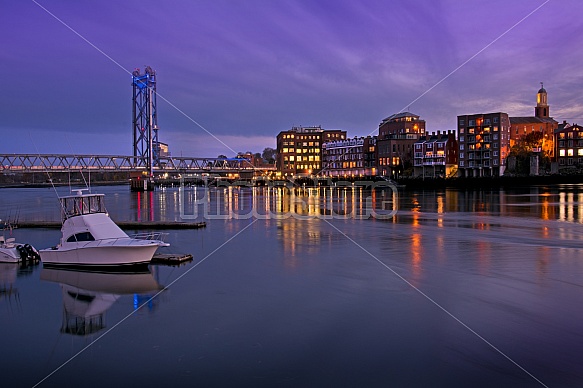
[151, 253, 193, 265]
[15, 221, 207, 230]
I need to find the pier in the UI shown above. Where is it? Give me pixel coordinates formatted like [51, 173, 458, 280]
[14, 221, 207, 230]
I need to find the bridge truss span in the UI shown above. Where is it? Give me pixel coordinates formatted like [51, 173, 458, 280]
[0, 154, 260, 174]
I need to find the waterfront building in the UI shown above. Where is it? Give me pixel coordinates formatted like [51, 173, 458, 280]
[321, 136, 377, 177]
[237, 152, 275, 168]
[276, 126, 346, 176]
[377, 112, 426, 177]
[457, 112, 511, 177]
[413, 131, 458, 178]
[555, 123, 583, 169]
[510, 84, 558, 157]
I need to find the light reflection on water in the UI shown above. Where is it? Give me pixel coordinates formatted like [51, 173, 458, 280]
[1, 184, 583, 386]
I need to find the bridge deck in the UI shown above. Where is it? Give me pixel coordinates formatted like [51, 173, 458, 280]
[0, 154, 275, 174]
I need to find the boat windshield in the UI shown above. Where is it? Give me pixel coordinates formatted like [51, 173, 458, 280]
[61, 195, 106, 220]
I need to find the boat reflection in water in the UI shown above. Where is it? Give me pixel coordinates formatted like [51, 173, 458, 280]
[40, 267, 163, 336]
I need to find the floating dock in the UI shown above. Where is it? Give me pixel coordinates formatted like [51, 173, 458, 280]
[151, 253, 193, 265]
[15, 221, 206, 230]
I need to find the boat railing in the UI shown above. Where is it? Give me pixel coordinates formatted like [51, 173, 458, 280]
[65, 233, 169, 247]
[130, 232, 169, 243]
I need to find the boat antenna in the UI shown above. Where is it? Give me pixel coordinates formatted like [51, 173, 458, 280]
[65, 135, 90, 193]
[29, 133, 67, 213]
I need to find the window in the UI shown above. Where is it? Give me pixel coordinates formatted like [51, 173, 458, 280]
[493, 117, 499, 123]
[460, 152, 464, 159]
[469, 119, 475, 126]
[568, 158, 573, 165]
[494, 143, 498, 149]
[459, 119, 465, 126]
[568, 149, 574, 156]
[460, 136, 465, 142]
[460, 128, 465, 134]
[460, 161, 465, 167]
[493, 134, 499, 140]
[66, 232, 95, 243]
[493, 151, 499, 157]
[460, 144, 465, 150]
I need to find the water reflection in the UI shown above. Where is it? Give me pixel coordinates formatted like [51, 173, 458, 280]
[40, 268, 162, 336]
[179, 185, 398, 220]
[0, 263, 19, 305]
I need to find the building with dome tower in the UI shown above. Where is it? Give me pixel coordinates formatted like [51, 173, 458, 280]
[509, 83, 558, 158]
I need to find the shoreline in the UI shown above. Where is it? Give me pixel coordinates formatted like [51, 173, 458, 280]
[1, 175, 583, 190]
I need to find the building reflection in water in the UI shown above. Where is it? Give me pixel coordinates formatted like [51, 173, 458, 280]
[40, 267, 162, 336]
[176, 184, 583, 279]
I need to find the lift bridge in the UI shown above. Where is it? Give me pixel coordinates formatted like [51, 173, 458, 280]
[1, 67, 275, 188]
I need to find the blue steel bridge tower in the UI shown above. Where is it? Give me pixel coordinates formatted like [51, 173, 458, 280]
[132, 66, 159, 176]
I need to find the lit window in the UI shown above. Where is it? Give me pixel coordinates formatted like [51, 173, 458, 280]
[568, 149, 574, 156]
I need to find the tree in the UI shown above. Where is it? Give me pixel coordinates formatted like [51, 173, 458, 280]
[262, 147, 276, 164]
[217, 154, 227, 159]
[509, 131, 548, 175]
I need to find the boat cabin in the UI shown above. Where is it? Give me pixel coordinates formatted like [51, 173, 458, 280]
[60, 193, 107, 221]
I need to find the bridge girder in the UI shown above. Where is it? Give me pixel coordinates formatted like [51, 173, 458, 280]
[0, 154, 271, 174]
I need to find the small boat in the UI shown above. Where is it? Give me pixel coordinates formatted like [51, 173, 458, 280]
[0, 235, 40, 263]
[39, 190, 169, 269]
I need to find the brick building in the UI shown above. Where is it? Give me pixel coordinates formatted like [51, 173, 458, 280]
[413, 131, 458, 178]
[457, 112, 511, 177]
[510, 84, 558, 157]
[276, 126, 346, 176]
[555, 123, 583, 169]
[321, 136, 377, 177]
[377, 112, 426, 177]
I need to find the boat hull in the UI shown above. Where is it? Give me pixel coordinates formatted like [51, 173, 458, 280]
[0, 248, 20, 263]
[39, 243, 159, 269]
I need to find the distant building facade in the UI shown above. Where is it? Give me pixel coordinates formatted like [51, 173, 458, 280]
[321, 136, 377, 177]
[457, 112, 511, 177]
[377, 112, 426, 177]
[413, 131, 458, 178]
[276, 126, 346, 176]
[237, 152, 275, 168]
[555, 123, 583, 169]
[510, 84, 558, 157]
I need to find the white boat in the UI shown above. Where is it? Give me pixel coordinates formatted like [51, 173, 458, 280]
[39, 190, 168, 269]
[0, 235, 40, 263]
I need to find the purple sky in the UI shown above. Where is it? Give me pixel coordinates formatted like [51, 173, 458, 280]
[2, 0, 582, 158]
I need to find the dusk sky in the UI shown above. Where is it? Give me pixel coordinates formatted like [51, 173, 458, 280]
[2, 0, 582, 158]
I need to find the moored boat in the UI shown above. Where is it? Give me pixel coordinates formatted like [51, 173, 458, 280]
[39, 190, 168, 269]
[0, 236, 40, 263]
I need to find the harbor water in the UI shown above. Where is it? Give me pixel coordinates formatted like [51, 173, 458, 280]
[2, 183, 583, 387]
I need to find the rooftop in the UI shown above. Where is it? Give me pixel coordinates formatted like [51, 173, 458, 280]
[510, 116, 557, 125]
